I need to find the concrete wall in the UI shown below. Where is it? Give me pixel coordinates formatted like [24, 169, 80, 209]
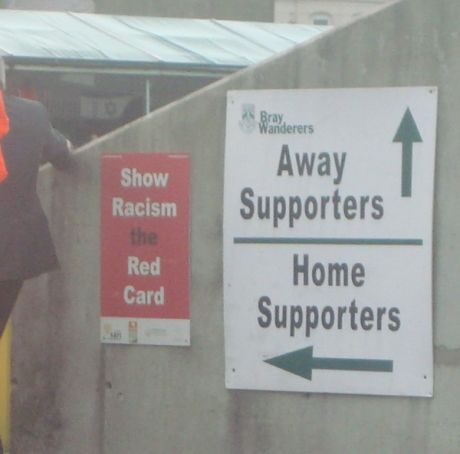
[94, 0, 275, 21]
[5, 0, 95, 12]
[10, 0, 460, 452]
[5, 0, 274, 21]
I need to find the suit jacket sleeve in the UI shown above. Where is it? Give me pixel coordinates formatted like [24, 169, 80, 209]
[41, 112, 72, 170]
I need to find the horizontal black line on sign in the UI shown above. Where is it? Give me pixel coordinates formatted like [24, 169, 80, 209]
[233, 237, 423, 246]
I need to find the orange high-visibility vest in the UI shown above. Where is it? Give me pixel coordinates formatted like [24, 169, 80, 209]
[0, 91, 9, 183]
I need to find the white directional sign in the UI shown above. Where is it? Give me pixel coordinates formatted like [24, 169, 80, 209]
[224, 87, 437, 397]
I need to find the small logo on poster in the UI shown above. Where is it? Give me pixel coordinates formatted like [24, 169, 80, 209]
[128, 321, 138, 344]
[239, 103, 257, 134]
[102, 323, 122, 342]
[103, 323, 112, 338]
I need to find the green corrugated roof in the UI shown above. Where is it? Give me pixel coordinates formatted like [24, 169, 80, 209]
[0, 10, 328, 73]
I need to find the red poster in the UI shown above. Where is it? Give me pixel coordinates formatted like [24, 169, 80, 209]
[100, 153, 190, 345]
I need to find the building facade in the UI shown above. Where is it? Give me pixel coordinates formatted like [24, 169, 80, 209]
[3, 0, 393, 25]
[275, 0, 394, 26]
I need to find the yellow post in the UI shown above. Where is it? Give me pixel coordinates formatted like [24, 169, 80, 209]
[0, 321, 11, 453]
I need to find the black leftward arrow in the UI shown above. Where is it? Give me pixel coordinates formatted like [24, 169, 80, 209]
[265, 346, 393, 380]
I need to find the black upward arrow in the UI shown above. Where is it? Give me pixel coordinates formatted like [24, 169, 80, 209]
[393, 108, 423, 197]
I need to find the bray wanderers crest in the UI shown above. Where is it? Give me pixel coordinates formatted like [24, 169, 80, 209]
[239, 103, 257, 134]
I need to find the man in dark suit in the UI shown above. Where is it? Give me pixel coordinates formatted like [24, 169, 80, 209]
[0, 59, 72, 340]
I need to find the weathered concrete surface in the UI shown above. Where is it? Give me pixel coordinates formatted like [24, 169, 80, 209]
[10, 0, 460, 452]
[95, 0, 274, 21]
